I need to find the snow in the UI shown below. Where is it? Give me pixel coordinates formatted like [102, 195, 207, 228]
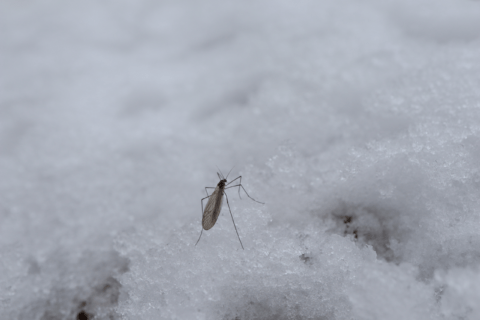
[1, 0, 480, 319]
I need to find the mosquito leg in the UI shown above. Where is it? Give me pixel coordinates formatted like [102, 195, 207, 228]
[196, 194, 212, 247]
[205, 187, 215, 197]
[225, 184, 243, 200]
[224, 184, 264, 204]
[237, 176, 242, 199]
[224, 192, 244, 250]
[226, 175, 242, 199]
[226, 176, 241, 186]
[201, 195, 211, 216]
[195, 228, 204, 246]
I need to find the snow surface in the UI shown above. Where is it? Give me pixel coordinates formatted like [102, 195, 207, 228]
[1, 0, 480, 319]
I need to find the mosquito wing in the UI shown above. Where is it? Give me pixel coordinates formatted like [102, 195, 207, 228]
[202, 186, 224, 230]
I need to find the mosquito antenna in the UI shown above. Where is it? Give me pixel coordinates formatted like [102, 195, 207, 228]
[216, 165, 225, 179]
[225, 166, 235, 180]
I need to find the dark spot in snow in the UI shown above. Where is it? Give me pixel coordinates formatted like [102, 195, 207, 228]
[329, 201, 405, 263]
[299, 253, 311, 263]
[30, 250, 129, 320]
[77, 310, 91, 320]
[353, 229, 358, 239]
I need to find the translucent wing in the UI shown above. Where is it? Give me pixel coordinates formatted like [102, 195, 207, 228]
[202, 186, 224, 230]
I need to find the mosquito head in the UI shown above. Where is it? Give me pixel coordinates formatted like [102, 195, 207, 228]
[218, 179, 227, 187]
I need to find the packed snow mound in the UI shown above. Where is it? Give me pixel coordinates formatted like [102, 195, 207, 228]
[1, 0, 480, 319]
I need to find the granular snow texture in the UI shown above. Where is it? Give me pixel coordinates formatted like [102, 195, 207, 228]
[1, 0, 480, 319]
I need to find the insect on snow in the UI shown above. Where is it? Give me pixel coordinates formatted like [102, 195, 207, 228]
[195, 167, 264, 249]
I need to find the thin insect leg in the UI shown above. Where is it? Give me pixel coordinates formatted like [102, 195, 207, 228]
[224, 192, 244, 250]
[224, 184, 264, 204]
[195, 228, 204, 246]
[200, 195, 211, 216]
[195, 194, 212, 247]
[226, 176, 241, 186]
[226, 176, 243, 198]
[237, 176, 242, 198]
[224, 184, 242, 199]
[205, 187, 215, 197]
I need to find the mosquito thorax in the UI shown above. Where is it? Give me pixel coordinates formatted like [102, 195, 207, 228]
[218, 179, 227, 188]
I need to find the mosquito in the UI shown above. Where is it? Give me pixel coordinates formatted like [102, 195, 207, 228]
[195, 167, 264, 249]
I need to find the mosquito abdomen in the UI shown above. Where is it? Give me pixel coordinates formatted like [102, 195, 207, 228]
[202, 187, 224, 230]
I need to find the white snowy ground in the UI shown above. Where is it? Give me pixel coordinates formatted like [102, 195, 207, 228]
[1, 0, 480, 319]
